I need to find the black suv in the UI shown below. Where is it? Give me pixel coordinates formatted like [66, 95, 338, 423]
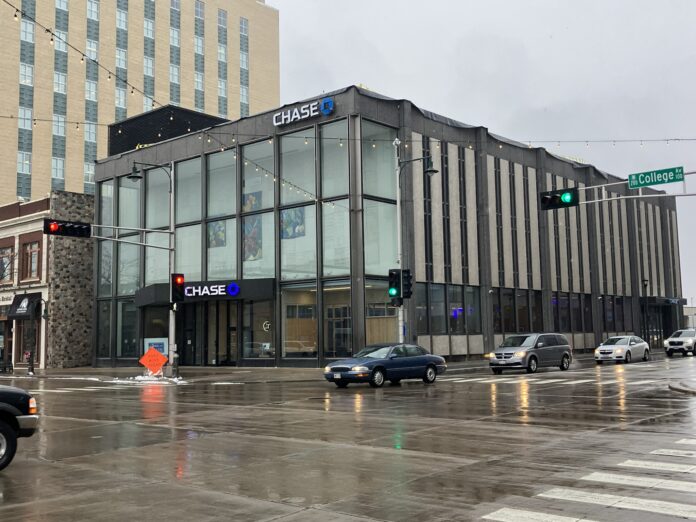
[0, 385, 37, 470]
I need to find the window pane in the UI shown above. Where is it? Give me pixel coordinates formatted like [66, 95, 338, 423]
[583, 294, 593, 332]
[552, 293, 560, 332]
[116, 301, 138, 358]
[428, 284, 446, 334]
[416, 283, 428, 334]
[96, 301, 111, 358]
[322, 200, 349, 276]
[145, 233, 169, 285]
[323, 281, 352, 358]
[281, 284, 317, 358]
[624, 296, 633, 332]
[145, 168, 169, 229]
[448, 285, 464, 335]
[465, 286, 482, 334]
[98, 241, 113, 297]
[517, 290, 530, 333]
[502, 288, 515, 333]
[321, 120, 349, 198]
[559, 292, 570, 332]
[118, 176, 141, 229]
[242, 140, 274, 211]
[365, 281, 398, 344]
[532, 290, 543, 332]
[571, 293, 582, 332]
[175, 158, 202, 223]
[99, 180, 114, 237]
[362, 120, 396, 199]
[363, 200, 396, 275]
[615, 296, 625, 332]
[207, 218, 236, 279]
[280, 205, 316, 280]
[117, 241, 139, 295]
[175, 225, 201, 281]
[604, 296, 615, 332]
[208, 149, 236, 217]
[143, 307, 168, 339]
[280, 129, 315, 205]
[242, 300, 274, 359]
[242, 212, 274, 279]
[493, 289, 502, 333]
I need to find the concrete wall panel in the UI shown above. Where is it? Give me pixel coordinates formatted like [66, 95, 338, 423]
[449, 143, 462, 284]
[500, 160, 514, 288]
[468, 335, 484, 354]
[529, 167, 541, 290]
[465, 148, 479, 285]
[412, 133, 426, 281]
[431, 139, 445, 283]
[515, 163, 527, 289]
[487, 156, 498, 287]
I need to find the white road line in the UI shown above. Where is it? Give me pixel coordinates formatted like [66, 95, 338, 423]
[619, 459, 696, 474]
[482, 507, 599, 522]
[651, 448, 696, 458]
[451, 377, 490, 383]
[569, 379, 596, 384]
[529, 379, 569, 385]
[625, 380, 657, 385]
[595, 380, 618, 385]
[539, 487, 696, 519]
[27, 389, 71, 393]
[677, 439, 696, 445]
[581, 471, 696, 493]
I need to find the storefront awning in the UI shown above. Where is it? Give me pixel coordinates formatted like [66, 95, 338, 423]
[7, 293, 41, 320]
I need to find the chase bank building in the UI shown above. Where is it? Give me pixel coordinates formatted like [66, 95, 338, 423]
[93, 86, 684, 367]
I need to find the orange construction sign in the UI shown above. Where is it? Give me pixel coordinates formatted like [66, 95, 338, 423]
[139, 348, 168, 375]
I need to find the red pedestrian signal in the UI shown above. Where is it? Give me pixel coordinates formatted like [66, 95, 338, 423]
[171, 273, 185, 303]
[43, 218, 91, 238]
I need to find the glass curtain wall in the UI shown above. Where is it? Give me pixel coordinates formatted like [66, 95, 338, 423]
[365, 280, 398, 344]
[280, 129, 315, 204]
[281, 284, 317, 358]
[242, 140, 274, 211]
[323, 281, 351, 358]
[321, 120, 349, 197]
[280, 205, 316, 280]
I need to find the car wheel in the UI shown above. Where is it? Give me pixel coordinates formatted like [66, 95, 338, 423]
[559, 354, 570, 371]
[0, 420, 18, 472]
[423, 365, 437, 384]
[335, 381, 349, 388]
[625, 351, 632, 364]
[389, 379, 401, 386]
[667, 350, 674, 358]
[643, 349, 650, 362]
[492, 368, 503, 375]
[369, 368, 385, 388]
[526, 356, 538, 374]
[595, 360, 603, 365]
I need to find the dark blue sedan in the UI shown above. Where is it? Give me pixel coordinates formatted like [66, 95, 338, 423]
[324, 343, 447, 388]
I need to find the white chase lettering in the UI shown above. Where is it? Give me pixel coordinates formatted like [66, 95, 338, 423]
[184, 285, 226, 297]
[273, 101, 321, 127]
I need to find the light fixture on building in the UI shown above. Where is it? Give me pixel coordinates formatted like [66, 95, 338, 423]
[127, 165, 143, 181]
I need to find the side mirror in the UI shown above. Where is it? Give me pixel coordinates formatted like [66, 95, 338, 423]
[536, 342, 544, 348]
[389, 354, 398, 359]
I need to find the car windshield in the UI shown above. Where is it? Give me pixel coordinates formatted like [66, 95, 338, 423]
[500, 335, 536, 348]
[354, 346, 392, 359]
[602, 337, 628, 346]
[671, 330, 696, 338]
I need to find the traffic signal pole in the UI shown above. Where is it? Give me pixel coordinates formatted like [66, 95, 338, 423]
[168, 168, 178, 378]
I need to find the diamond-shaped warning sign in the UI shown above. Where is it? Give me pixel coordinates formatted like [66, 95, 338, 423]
[139, 347, 168, 375]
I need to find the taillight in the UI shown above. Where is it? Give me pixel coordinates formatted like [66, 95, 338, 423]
[28, 397, 37, 415]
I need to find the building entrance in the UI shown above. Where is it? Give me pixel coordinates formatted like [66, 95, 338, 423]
[179, 301, 239, 366]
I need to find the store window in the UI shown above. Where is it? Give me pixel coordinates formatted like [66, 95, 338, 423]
[323, 281, 351, 358]
[175, 225, 202, 281]
[416, 283, 428, 335]
[448, 285, 465, 335]
[365, 281, 398, 344]
[517, 290, 530, 333]
[207, 218, 236, 280]
[96, 301, 111, 358]
[117, 241, 139, 295]
[145, 233, 168, 285]
[143, 307, 168, 340]
[175, 158, 202, 224]
[0, 247, 14, 284]
[21, 241, 40, 280]
[242, 140, 274, 212]
[280, 129, 315, 205]
[208, 150, 237, 218]
[242, 300, 274, 359]
[242, 212, 274, 279]
[98, 241, 113, 296]
[146, 168, 170, 229]
[118, 176, 141, 229]
[361, 120, 396, 199]
[281, 205, 316, 280]
[430, 284, 446, 334]
[116, 301, 138, 358]
[465, 286, 482, 334]
[320, 120, 349, 198]
[281, 284, 317, 358]
[363, 200, 396, 275]
[322, 200, 350, 276]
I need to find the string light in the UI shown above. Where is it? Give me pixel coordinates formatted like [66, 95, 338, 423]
[14, 9, 18, 20]
[107, 72, 111, 81]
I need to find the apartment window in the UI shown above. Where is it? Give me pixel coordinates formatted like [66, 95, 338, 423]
[20, 20, 34, 43]
[218, 8, 227, 27]
[53, 115, 66, 136]
[240, 51, 248, 70]
[84, 122, 96, 142]
[84, 163, 95, 183]
[143, 96, 154, 112]
[116, 9, 127, 30]
[170, 28, 180, 47]
[195, 0, 205, 19]
[17, 152, 31, 174]
[144, 19, 154, 39]
[240, 85, 248, 104]
[56, 0, 68, 10]
[87, 0, 99, 20]
[21, 241, 40, 280]
[85, 80, 97, 101]
[54, 30, 67, 52]
[116, 48, 127, 69]
[53, 71, 66, 94]
[18, 107, 32, 130]
[19, 63, 33, 86]
[169, 65, 180, 84]
[218, 44, 227, 62]
[195, 72, 204, 91]
[144, 57, 154, 77]
[115, 87, 126, 108]
[171, 0, 180, 10]
[240, 17, 248, 36]
[194, 36, 204, 55]
[86, 39, 98, 61]
[51, 157, 65, 179]
[0, 247, 13, 284]
[217, 79, 227, 97]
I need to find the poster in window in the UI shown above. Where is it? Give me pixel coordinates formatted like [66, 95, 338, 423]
[280, 207, 306, 239]
[207, 221, 227, 248]
[243, 215, 263, 261]
[242, 190, 262, 212]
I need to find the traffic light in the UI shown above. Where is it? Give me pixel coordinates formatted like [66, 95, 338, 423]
[388, 269, 403, 307]
[43, 218, 91, 238]
[539, 188, 579, 211]
[402, 269, 413, 299]
[171, 273, 185, 303]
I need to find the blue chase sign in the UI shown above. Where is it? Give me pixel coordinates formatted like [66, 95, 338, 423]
[273, 97, 334, 127]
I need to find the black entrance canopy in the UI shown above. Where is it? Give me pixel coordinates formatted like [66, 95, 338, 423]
[7, 293, 41, 320]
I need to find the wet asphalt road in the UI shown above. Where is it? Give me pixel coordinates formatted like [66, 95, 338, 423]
[1, 356, 696, 521]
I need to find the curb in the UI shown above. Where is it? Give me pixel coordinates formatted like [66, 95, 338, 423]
[668, 382, 696, 396]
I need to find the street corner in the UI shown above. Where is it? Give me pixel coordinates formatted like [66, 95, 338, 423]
[668, 379, 696, 395]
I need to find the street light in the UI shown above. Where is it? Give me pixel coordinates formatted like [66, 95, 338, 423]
[393, 138, 439, 343]
[129, 161, 178, 378]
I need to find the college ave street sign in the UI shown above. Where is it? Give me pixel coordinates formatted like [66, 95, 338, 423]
[628, 166, 684, 189]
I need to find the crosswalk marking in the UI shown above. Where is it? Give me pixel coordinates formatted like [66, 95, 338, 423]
[651, 448, 696, 458]
[619, 459, 696, 474]
[677, 439, 696, 445]
[482, 507, 599, 522]
[581, 471, 696, 493]
[538, 487, 696, 519]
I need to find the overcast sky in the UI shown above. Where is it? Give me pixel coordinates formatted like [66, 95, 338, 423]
[267, 0, 696, 304]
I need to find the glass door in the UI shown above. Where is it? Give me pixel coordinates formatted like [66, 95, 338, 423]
[206, 301, 239, 366]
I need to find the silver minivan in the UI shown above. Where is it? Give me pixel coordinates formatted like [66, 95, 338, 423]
[487, 333, 572, 374]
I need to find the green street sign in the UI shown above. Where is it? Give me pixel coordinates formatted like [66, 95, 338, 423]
[628, 166, 684, 189]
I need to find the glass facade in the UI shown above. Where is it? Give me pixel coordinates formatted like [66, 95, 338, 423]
[320, 120, 349, 197]
[281, 284, 317, 358]
[242, 141, 274, 212]
[363, 200, 396, 276]
[323, 281, 351, 358]
[280, 129, 315, 205]
[243, 212, 274, 279]
[322, 201, 350, 276]
[207, 218, 236, 280]
[281, 205, 316, 280]
[176, 158, 202, 224]
[362, 120, 397, 199]
[208, 150, 236, 218]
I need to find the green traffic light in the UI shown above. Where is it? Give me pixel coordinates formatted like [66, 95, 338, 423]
[560, 192, 573, 204]
[388, 287, 398, 297]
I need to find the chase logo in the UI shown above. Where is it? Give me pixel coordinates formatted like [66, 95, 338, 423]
[319, 97, 334, 116]
[273, 97, 335, 126]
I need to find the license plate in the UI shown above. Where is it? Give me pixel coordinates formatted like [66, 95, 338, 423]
[333, 373, 341, 379]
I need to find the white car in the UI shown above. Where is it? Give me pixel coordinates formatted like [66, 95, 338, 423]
[663, 330, 696, 357]
[595, 336, 650, 364]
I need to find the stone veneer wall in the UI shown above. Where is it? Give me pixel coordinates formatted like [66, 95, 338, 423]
[46, 191, 94, 368]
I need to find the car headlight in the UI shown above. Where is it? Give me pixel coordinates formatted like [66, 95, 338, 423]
[664, 340, 669, 348]
[324, 366, 332, 373]
[686, 340, 694, 346]
[351, 365, 369, 372]
[615, 348, 623, 354]
[594, 348, 600, 355]
[485, 352, 496, 359]
[514, 351, 526, 358]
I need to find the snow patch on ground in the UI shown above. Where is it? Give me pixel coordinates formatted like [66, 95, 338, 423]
[108, 375, 189, 385]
